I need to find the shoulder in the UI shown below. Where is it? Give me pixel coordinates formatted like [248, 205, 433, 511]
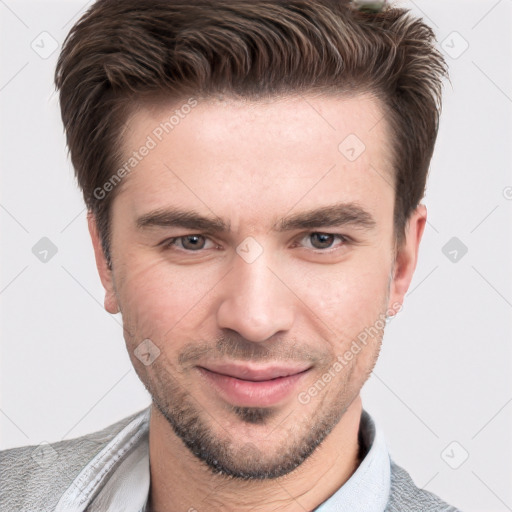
[386, 459, 462, 512]
[0, 408, 148, 512]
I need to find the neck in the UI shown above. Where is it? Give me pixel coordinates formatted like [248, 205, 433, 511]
[147, 396, 363, 512]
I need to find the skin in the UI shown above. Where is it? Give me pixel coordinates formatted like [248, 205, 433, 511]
[88, 92, 426, 512]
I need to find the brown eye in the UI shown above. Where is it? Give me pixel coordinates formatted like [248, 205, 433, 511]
[162, 235, 213, 251]
[297, 232, 349, 252]
[180, 235, 206, 250]
[310, 233, 336, 249]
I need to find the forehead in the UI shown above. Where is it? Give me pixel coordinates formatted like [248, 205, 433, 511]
[113, 93, 394, 227]
[123, 92, 389, 155]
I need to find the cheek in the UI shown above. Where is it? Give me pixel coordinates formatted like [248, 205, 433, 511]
[114, 254, 220, 344]
[297, 256, 391, 329]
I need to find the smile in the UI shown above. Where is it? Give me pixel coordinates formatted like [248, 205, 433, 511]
[197, 363, 312, 407]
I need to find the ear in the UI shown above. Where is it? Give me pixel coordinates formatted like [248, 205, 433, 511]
[87, 211, 120, 314]
[387, 204, 427, 315]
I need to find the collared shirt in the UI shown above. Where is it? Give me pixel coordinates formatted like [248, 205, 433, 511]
[55, 407, 391, 512]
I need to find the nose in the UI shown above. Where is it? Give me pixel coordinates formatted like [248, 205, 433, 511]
[215, 247, 295, 343]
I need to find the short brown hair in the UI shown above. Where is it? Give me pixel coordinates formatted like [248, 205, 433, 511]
[55, 0, 448, 268]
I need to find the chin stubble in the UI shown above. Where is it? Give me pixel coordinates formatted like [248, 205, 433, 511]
[146, 361, 351, 480]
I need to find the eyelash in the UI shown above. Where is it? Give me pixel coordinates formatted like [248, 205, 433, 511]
[160, 232, 351, 253]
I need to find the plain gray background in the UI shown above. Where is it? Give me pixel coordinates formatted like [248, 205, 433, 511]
[1, 1, 511, 510]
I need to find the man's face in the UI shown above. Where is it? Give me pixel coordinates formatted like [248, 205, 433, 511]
[89, 93, 423, 478]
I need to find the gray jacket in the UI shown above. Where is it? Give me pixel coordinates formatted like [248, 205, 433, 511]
[0, 408, 460, 511]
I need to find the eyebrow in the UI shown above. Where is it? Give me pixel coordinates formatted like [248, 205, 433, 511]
[135, 202, 377, 233]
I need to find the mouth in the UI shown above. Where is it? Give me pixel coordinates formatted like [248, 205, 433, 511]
[196, 362, 312, 407]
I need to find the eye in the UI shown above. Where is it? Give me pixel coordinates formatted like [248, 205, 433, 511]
[160, 232, 350, 254]
[299, 232, 349, 251]
[161, 234, 215, 251]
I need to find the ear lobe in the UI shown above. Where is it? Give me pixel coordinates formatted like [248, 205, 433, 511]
[87, 211, 120, 314]
[387, 204, 427, 315]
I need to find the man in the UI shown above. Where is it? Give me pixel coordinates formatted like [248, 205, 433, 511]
[0, 0, 461, 510]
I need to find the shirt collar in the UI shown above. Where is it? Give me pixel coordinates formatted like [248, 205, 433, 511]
[54, 408, 151, 512]
[313, 409, 391, 511]
[56, 407, 390, 512]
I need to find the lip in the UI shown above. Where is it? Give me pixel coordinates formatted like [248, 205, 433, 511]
[197, 363, 312, 407]
[199, 362, 312, 381]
